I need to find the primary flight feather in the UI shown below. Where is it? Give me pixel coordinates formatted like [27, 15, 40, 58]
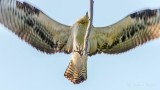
[1, 0, 160, 84]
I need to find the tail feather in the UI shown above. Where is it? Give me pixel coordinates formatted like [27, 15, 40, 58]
[64, 60, 87, 84]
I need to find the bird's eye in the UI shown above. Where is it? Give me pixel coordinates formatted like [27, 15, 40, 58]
[81, 21, 85, 24]
[80, 20, 88, 24]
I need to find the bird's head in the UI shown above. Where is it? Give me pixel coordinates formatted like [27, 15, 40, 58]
[76, 12, 89, 25]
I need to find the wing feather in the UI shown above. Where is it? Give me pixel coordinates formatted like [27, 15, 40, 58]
[0, 0, 73, 54]
[89, 9, 160, 55]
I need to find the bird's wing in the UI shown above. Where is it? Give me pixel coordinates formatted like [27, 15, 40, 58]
[0, 0, 73, 54]
[88, 9, 160, 55]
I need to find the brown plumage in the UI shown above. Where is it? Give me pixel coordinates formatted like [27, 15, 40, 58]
[1, 0, 160, 84]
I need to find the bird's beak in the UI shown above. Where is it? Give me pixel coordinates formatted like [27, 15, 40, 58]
[85, 12, 88, 17]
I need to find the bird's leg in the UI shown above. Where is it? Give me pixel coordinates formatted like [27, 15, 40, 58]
[73, 44, 83, 56]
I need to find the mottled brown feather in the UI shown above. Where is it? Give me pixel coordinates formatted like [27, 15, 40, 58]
[89, 9, 160, 55]
[0, 0, 72, 54]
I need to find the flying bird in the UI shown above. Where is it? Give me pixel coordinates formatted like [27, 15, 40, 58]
[1, 0, 160, 84]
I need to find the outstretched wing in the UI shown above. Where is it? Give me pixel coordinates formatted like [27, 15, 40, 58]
[88, 9, 160, 55]
[0, 0, 73, 54]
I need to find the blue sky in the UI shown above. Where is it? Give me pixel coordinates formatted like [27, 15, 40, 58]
[0, 0, 160, 90]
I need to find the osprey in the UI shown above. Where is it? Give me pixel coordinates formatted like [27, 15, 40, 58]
[1, 0, 160, 84]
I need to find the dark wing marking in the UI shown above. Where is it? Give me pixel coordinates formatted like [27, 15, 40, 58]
[0, 0, 73, 54]
[89, 9, 160, 55]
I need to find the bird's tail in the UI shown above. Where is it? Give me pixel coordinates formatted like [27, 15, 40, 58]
[64, 55, 87, 84]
